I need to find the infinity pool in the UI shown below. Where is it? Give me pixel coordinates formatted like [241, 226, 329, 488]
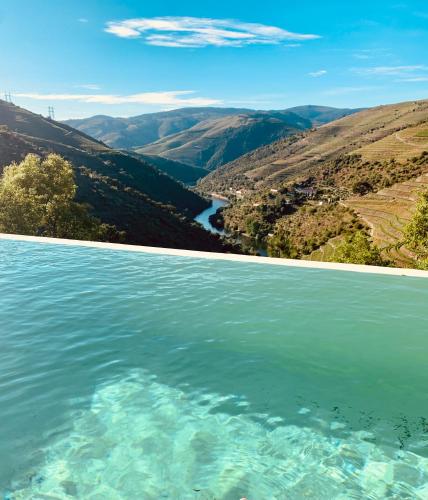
[1, 238, 428, 499]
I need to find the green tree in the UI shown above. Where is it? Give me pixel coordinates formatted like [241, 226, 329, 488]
[404, 189, 428, 268]
[330, 231, 388, 266]
[0, 153, 123, 241]
[267, 231, 297, 258]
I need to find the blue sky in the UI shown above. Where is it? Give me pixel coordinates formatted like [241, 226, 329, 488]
[1, 0, 427, 119]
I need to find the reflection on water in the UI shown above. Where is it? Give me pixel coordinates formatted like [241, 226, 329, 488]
[9, 370, 428, 500]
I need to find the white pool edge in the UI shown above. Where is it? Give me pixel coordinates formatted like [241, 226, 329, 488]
[2, 233, 428, 278]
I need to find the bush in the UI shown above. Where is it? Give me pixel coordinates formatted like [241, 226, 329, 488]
[330, 231, 388, 266]
[352, 180, 373, 195]
[405, 189, 428, 261]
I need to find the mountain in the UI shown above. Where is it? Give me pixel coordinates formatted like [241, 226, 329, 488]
[64, 108, 252, 150]
[0, 100, 228, 251]
[198, 99, 428, 266]
[135, 111, 312, 171]
[286, 105, 364, 126]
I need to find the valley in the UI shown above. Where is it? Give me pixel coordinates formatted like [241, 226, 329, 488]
[0, 100, 230, 252]
[3, 98, 428, 268]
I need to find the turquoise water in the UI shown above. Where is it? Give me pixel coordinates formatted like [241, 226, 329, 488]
[1, 239, 428, 499]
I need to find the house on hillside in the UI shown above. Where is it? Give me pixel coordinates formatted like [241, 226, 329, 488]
[294, 186, 317, 199]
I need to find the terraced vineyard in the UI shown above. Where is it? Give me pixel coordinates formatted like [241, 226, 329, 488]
[343, 174, 428, 266]
[354, 123, 428, 162]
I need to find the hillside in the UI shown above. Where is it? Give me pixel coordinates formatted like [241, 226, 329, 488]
[199, 99, 428, 266]
[64, 108, 251, 150]
[135, 111, 312, 170]
[0, 100, 227, 251]
[200, 99, 428, 193]
[129, 152, 209, 185]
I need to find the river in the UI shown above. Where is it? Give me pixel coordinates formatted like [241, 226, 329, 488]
[194, 197, 268, 256]
[194, 196, 228, 235]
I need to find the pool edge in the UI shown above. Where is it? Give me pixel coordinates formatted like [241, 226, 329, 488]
[1, 232, 428, 278]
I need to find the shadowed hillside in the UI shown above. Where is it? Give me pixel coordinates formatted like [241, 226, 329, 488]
[0, 100, 228, 251]
[129, 152, 209, 185]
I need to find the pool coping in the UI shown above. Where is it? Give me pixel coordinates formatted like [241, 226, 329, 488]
[2, 232, 428, 278]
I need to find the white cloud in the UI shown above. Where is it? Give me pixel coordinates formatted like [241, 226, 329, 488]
[75, 84, 101, 90]
[78, 18, 88, 23]
[398, 77, 428, 82]
[308, 70, 327, 77]
[15, 90, 222, 107]
[104, 17, 321, 48]
[354, 65, 427, 76]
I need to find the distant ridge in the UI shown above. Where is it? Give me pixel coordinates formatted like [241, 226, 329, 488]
[64, 105, 360, 175]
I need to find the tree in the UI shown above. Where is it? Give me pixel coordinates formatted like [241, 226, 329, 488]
[404, 189, 428, 268]
[0, 153, 123, 241]
[352, 180, 373, 195]
[267, 231, 297, 258]
[330, 231, 388, 266]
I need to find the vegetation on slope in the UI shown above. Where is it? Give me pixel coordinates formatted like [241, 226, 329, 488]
[201, 99, 428, 267]
[0, 100, 229, 252]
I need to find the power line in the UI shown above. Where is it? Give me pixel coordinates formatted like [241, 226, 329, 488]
[4, 92, 12, 103]
[48, 106, 55, 120]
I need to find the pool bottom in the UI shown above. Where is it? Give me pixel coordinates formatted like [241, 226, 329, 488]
[8, 370, 428, 500]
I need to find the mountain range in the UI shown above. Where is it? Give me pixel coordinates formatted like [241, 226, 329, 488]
[65, 106, 360, 181]
[0, 100, 227, 251]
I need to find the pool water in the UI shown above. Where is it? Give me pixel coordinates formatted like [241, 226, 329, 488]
[1, 239, 427, 499]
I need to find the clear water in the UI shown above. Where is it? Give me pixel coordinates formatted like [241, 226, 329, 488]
[194, 197, 228, 235]
[1, 239, 428, 499]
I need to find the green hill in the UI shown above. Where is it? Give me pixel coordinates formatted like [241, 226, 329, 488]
[0, 100, 227, 251]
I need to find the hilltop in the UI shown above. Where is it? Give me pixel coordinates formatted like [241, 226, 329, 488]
[136, 111, 312, 170]
[199, 99, 428, 266]
[64, 107, 252, 150]
[0, 100, 227, 251]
